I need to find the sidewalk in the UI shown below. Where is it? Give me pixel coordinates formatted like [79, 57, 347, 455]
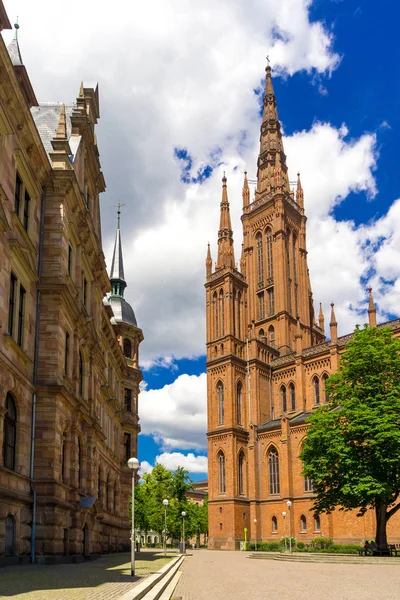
[173, 549, 400, 600]
[0, 550, 175, 600]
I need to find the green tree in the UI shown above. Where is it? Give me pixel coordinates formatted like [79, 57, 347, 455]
[301, 326, 400, 547]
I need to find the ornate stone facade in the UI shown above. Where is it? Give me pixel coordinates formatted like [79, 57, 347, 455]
[0, 3, 142, 564]
[206, 65, 400, 550]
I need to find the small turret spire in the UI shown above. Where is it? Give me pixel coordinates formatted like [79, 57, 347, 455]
[318, 302, 325, 331]
[55, 104, 67, 140]
[367, 287, 377, 327]
[110, 204, 126, 297]
[216, 174, 235, 269]
[330, 302, 338, 342]
[206, 243, 212, 278]
[242, 171, 250, 208]
[296, 172, 304, 209]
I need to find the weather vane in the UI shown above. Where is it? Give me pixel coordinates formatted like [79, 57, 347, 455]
[115, 202, 125, 228]
[266, 55, 270, 65]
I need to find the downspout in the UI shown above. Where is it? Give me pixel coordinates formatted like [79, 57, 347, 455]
[30, 184, 46, 564]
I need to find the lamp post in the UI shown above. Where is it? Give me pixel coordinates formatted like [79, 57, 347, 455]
[162, 499, 169, 557]
[253, 518, 257, 552]
[181, 511, 186, 554]
[282, 511, 287, 551]
[286, 501, 292, 553]
[127, 457, 140, 576]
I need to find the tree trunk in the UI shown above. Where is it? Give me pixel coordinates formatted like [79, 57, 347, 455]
[375, 503, 388, 548]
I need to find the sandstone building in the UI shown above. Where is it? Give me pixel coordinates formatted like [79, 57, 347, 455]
[205, 64, 400, 550]
[0, 4, 142, 564]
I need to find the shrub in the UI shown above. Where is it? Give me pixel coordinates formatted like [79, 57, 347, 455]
[247, 542, 281, 552]
[297, 541, 305, 550]
[280, 536, 296, 549]
[311, 536, 333, 550]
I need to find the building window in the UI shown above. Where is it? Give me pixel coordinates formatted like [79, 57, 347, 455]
[289, 383, 295, 411]
[314, 515, 321, 531]
[304, 476, 314, 493]
[258, 292, 264, 320]
[8, 273, 17, 337]
[65, 332, 70, 375]
[218, 452, 226, 494]
[3, 393, 17, 470]
[124, 388, 132, 412]
[268, 447, 280, 495]
[219, 289, 224, 336]
[23, 190, 30, 231]
[268, 325, 275, 346]
[238, 451, 245, 495]
[236, 382, 243, 425]
[124, 433, 131, 463]
[266, 228, 273, 282]
[313, 376, 320, 405]
[300, 515, 307, 532]
[16, 284, 25, 347]
[272, 516, 278, 532]
[79, 352, 84, 396]
[213, 291, 218, 338]
[123, 338, 132, 358]
[322, 374, 329, 403]
[217, 382, 224, 425]
[281, 385, 287, 413]
[61, 437, 67, 482]
[78, 438, 83, 488]
[267, 288, 274, 316]
[15, 172, 22, 215]
[5, 515, 15, 556]
[68, 242, 73, 275]
[256, 233, 264, 285]
[98, 467, 102, 504]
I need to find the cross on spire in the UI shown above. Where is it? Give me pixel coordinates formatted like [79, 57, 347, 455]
[115, 202, 125, 229]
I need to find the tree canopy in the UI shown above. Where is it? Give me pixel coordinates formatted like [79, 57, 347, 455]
[301, 325, 400, 547]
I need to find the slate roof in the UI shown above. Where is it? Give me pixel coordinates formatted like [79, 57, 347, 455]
[30, 103, 75, 157]
[257, 417, 282, 433]
[106, 296, 138, 328]
[110, 228, 126, 283]
[7, 38, 23, 66]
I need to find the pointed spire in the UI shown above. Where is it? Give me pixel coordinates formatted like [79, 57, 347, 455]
[7, 19, 23, 66]
[367, 287, 377, 327]
[242, 171, 250, 208]
[318, 302, 325, 331]
[330, 302, 337, 342]
[216, 174, 235, 269]
[296, 172, 304, 209]
[110, 204, 126, 297]
[206, 243, 212, 278]
[79, 81, 84, 98]
[256, 61, 289, 196]
[55, 104, 67, 140]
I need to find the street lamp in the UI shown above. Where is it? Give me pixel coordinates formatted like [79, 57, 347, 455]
[181, 511, 186, 554]
[282, 511, 287, 551]
[286, 501, 292, 553]
[253, 518, 257, 552]
[162, 499, 169, 556]
[128, 457, 140, 576]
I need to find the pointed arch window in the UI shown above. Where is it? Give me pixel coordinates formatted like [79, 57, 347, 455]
[238, 451, 245, 495]
[300, 515, 307, 532]
[237, 291, 241, 338]
[213, 291, 218, 338]
[322, 374, 329, 403]
[266, 227, 273, 282]
[268, 447, 280, 495]
[3, 393, 17, 471]
[258, 292, 265, 320]
[304, 475, 314, 492]
[314, 514, 321, 531]
[217, 382, 224, 425]
[123, 338, 132, 358]
[236, 381, 243, 426]
[267, 288, 275, 316]
[256, 233, 264, 285]
[281, 385, 287, 413]
[289, 383, 295, 411]
[268, 325, 275, 346]
[313, 376, 320, 405]
[286, 229, 292, 314]
[218, 452, 226, 494]
[219, 289, 225, 337]
[272, 516, 278, 532]
[5, 515, 15, 556]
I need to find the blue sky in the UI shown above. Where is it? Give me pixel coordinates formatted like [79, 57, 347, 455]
[4, 0, 400, 481]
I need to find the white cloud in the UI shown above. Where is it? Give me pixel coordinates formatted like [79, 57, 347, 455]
[156, 452, 208, 474]
[138, 461, 153, 478]
[140, 373, 207, 450]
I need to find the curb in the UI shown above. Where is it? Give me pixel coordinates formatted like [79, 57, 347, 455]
[118, 555, 185, 600]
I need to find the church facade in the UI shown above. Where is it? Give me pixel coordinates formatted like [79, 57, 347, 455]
[205, 64, 400, 550]
[0, 3, 142, 565]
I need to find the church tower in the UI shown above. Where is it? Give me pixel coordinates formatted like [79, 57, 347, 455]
[206, 64, 324, 550]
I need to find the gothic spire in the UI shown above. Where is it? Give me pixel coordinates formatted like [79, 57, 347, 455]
[296, 172, 304, 209]
[367, 287, 377, 327]
[318, 302, 325, 331]
[110, 204, 126, 297]
[206, 243, 212, 278]
[55, 104, 67, 140]
[330, 302, 338, 342]
[256, 62, 289, 196]
[216, 174, 235, 269]
[242, 171, 250, 208]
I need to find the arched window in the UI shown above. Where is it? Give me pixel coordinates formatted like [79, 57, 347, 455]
[268, 447, 280, 495]
[304, 476, 314, 493]
[79, 351, 84, 396]
[272, 516, 278, 532]
[3, 393, 17, 470]
[256, 233, 264, 285]
[314, 515, 321, 531]
[281, 385, 287, 413]
[236, 382, 243, 426]
[268, 325, 275, 346]
[300, 515, 307, 531]
[219, 289, 225, 337]
[217, 382, 224, 425]
[213, 291, 218, 338]
[237, 291, 241, 338]
[313, 376, 320, 405]
[266, 228, 273, 282]
[322, 374, 329, 403]
[218, 452, 226, 494]
[123, 338, 132, 358]
[5, 515, 15, 556]
[289, 383, 295, 411]
[61, 436, 67, 482]
[286, 229, 292, 313]
[238, 451, 245, 495]
[78, 438, 83, 488]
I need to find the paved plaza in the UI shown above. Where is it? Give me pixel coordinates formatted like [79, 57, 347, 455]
[173, 550, 400, 600]
[0, 551, 173, 600]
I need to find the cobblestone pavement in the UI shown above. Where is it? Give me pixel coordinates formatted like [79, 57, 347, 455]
[0, 551, 174, 600]
[173, 551, 400, 600]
